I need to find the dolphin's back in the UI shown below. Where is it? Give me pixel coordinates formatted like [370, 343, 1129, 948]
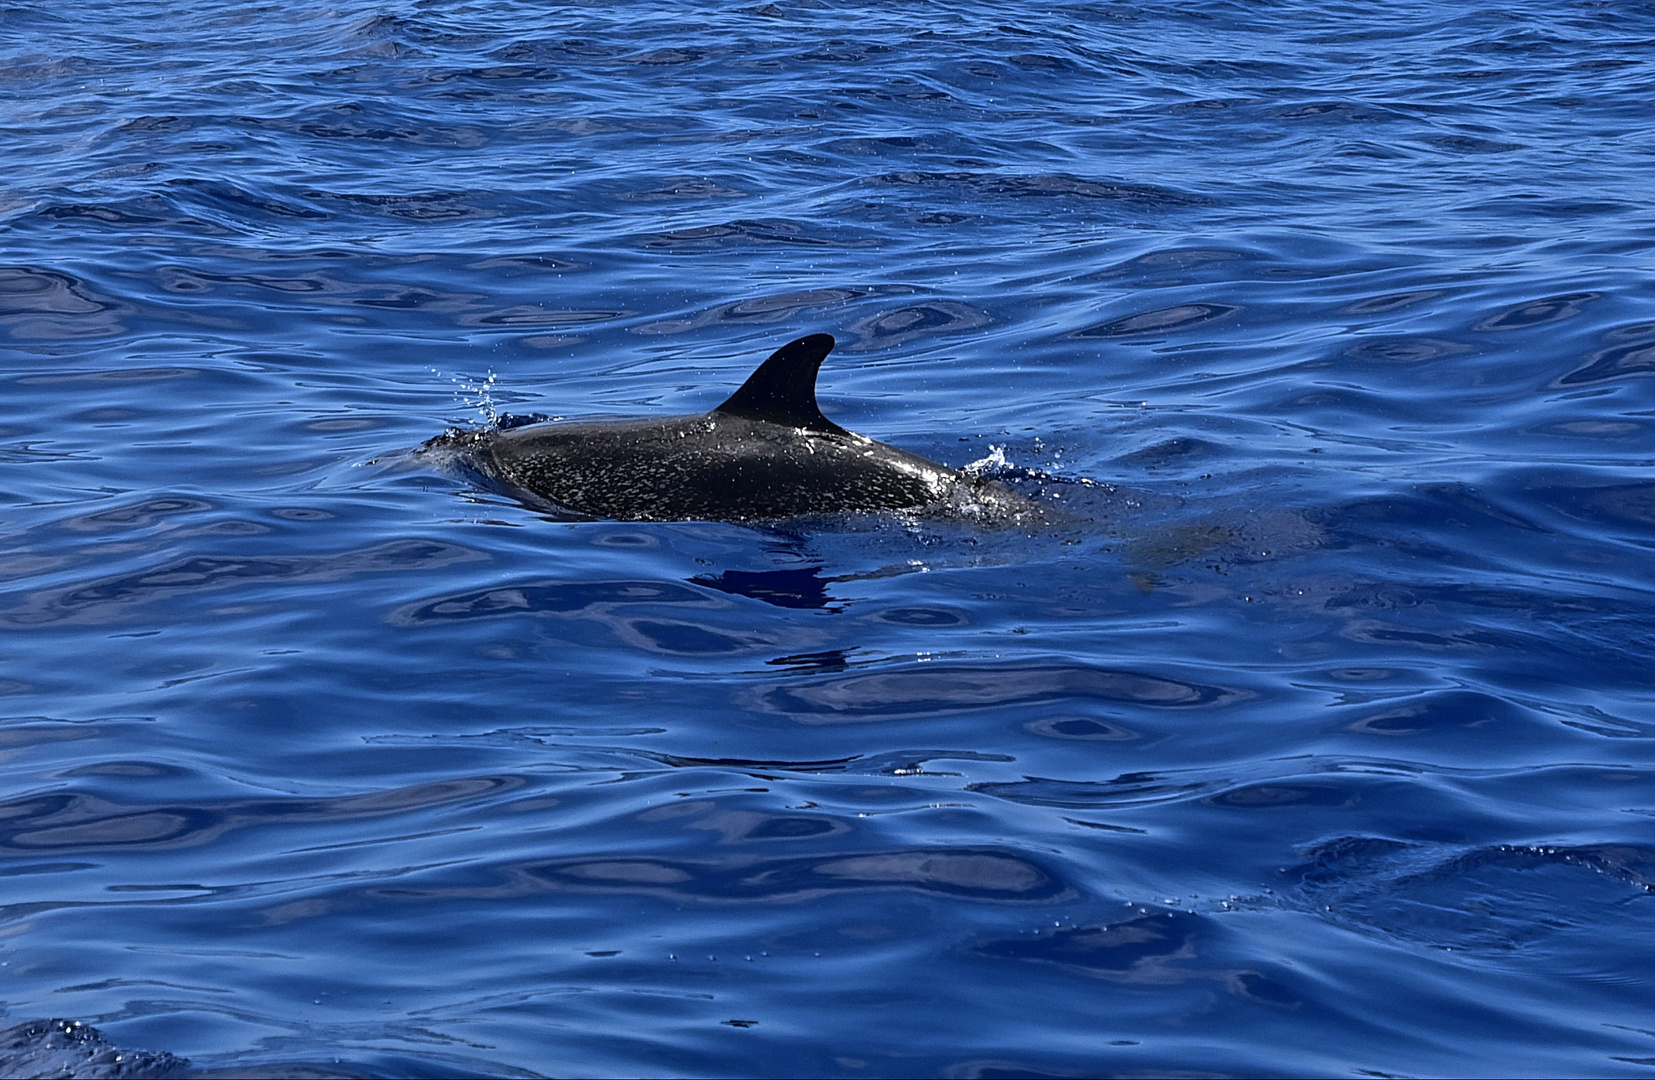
[476, 413, 950, 522]
[421, 332, 1044, 524]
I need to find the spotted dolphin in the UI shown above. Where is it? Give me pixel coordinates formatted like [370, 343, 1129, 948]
[422, 333, 1041, 524]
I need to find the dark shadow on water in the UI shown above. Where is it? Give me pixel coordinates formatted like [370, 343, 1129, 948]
[690, 565, 839, 609]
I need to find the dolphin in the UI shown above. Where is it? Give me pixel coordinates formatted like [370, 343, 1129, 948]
[422, 333, 1042, 524]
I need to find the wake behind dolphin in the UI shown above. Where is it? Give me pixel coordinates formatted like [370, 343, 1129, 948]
[422, 333, 1045, 525]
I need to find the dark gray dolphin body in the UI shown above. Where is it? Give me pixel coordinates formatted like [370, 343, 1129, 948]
[423, 333, 1041, 524]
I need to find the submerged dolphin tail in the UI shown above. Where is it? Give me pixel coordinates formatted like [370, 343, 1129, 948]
[712, 333, 847, 435]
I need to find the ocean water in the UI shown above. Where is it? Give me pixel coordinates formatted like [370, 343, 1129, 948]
[3, 0, 1655, 1076]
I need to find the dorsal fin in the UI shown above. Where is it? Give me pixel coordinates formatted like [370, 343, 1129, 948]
[712, 333, 847, 435]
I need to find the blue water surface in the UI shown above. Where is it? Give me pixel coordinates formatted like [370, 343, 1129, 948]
[3, 1, 1655, 1076]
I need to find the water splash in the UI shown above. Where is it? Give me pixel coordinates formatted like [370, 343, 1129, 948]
[964, 444, 1012, 476]
[433, 367, 501, 425]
